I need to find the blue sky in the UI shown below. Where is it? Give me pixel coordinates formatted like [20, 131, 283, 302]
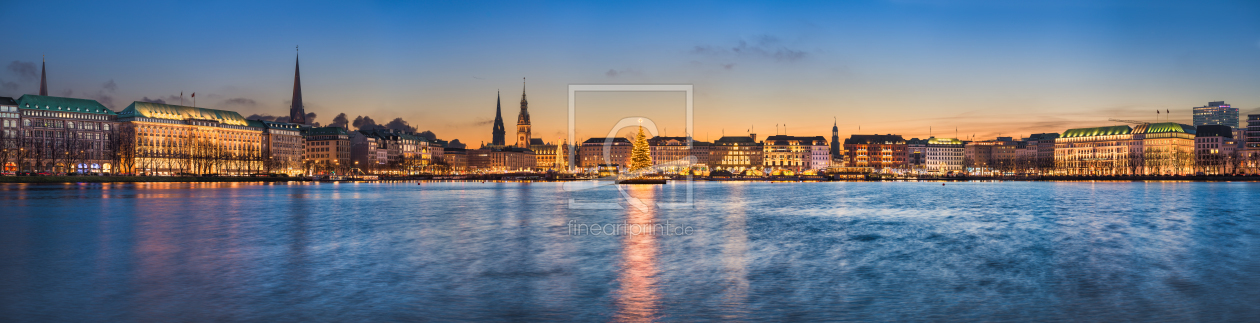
[1, 0, 1257, 144]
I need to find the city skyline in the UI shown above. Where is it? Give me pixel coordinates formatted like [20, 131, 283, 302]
[1, 0, 1258, 145]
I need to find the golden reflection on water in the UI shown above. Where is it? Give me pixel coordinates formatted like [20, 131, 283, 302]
[614, 185, 660, 322]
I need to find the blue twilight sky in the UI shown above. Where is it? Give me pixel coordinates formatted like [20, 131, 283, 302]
[1, 0, 1257, 144]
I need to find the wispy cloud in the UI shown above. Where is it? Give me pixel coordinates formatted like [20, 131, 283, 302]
[6, 61, 38, 81]
[605, 68, 641, 78]
[222, 97, 257, 107]
[690, 35, 808, 62]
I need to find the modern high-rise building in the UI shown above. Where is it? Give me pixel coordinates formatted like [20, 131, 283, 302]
[1193, 101, 1238, 128]
[516, 79, 532, 148]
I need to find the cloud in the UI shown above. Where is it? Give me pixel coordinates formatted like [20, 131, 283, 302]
[330, 113, 349, 129]
[417, 130, 435, 140]
[222, 98, 257, 107]
[353, 115, 384, 131]
[102, 80, 117, 92]
[721, 63, 736, 70]
[385, 118, 417, 133]
[447, 139, 466, 149]
[6, 61, 38, 81]
[140, 96, 167, 104]
[59, 89, 73, 97]
[690, 35, 808, 62]
[246, 114, 279, 122]
[1, 79, 18, 92]
[605, 68, 641, 78]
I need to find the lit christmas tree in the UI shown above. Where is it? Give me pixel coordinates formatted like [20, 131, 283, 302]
[629, 123, 653, 172]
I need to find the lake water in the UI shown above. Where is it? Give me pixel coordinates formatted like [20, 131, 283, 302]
[1, 181, 1257, 322]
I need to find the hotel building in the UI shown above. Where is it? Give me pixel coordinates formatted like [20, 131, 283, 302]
[924, 137, 964, 173]
[710, 135, 763, 174]
[762, 135, 829, 174]
[116, 101, 263, 175]
[1054, 123, 1196, 175]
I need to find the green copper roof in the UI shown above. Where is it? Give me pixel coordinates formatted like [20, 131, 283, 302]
[1061, 125, 1132, 138]
[1135, 122, 1195, 135]
[17, 94, 115, 115]
[927, 137, 962, 145]
[117, 101, 249, 126]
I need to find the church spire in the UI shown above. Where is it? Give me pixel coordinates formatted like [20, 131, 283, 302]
[39, 56, 47, 96]
[492, 90, 506, 146]
[516, 77, 531, 147]
[289, 47, 307, 125]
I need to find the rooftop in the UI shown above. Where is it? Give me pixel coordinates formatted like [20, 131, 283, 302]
[17, 95, 114, 115]
[117, 101, 246, 125]
[1061, 125, 1132, 138]
[844, 134, 905, 145]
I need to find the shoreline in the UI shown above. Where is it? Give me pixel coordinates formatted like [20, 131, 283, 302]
[5, 175, 1260, 184]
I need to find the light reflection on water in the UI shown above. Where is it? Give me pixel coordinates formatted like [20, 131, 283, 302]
[0, 181, 1257, 321]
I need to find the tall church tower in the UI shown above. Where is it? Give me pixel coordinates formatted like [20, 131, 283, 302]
[516, 78, 532, 148]
[491, 91, 506, 146]
[39, 56, 47, 96]
[289, 50, 307, 125]
[830, 118, 841, 162]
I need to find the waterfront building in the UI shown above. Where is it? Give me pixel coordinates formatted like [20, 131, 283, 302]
[0, 97, 18, 173]
[762, 135, 829, 174]
[350, 131, 387, 173]
[964, 138, 1019, 174]
[427, 139, 445, 172]
[357, 129, 431, 174]
[116, 101, 260, 175]
[648, 136, 709, 174]
[1194, 125, 1237, 175]
[12, 95, 118, 173]
[906, 138, 927, 172]
[516, 81, 532, 148]
[710, 135, 763, 174]
[1246, 115, 1260, 150]
[529, 138, 568, 172]
[1054, 123, 1196, 175]
[1192, 101, 1237, 128]
[578, 137, 632, 171]
[491, 91, 506, 146]
[442, 147, 467, 173]
[843, 134, 906, 171]
[468, 146, 536, 172]
[305, 127, 351, 174]
[1020, 133, 1060, 173]
[924, 137, 964, 173]
[249, 120, 305, 175]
